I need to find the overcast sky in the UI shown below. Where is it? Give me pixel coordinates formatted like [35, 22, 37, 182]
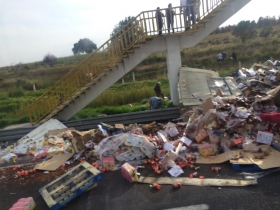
[0, 0, 278, 67]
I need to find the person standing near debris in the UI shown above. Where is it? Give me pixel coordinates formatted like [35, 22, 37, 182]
[166, 3, 175, 34]
[155, 7, 165, 35]
[231, 51, 237, 61]
[148, 96, 162, 110]
[222, 51, 227, 60]
[273, 60, 280, 67]
[217, 52, 223, 64]
[154, 82, 164, 98]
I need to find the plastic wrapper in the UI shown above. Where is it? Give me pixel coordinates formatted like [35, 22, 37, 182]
[226, 118, 244, 129]
[195, 129, 208, 143]
[125, 134, 146, 147]
[94, 133, 129, 160]
[214, 96, 224, 105]
[1, 153, 17, 162]
[193, 109, 217, 137]
[237, 83, 246, 89]
[246, 79, 259, 87]
[216, 111, 229, 121]
[234, 107, 250, 118]
[47, 146, 64, 155]
[63, 130, 73, 139]
[197, 144, 217, 157]
[34, 147, 48, 159]
[221, 139, 234, 159]
[238, 69, 247, 78]
[262, 105, 278, 113]
[243, 141, 259, 152]
[207, 129, 220, 144]
[163, 122, 179, 137]
[240, 168, 280, 180]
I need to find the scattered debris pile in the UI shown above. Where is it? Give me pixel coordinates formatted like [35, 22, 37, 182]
[2, 61, 280, 209]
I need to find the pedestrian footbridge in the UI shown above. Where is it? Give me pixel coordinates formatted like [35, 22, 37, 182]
[27, 0, 251, 125]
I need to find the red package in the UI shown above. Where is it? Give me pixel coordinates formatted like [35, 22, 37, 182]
[260, 113, 280, 124]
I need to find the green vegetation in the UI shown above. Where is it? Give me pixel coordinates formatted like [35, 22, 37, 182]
[232, 20, 257, 43]
[1, 17, 280, 128]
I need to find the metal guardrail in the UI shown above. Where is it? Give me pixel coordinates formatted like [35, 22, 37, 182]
[0, 107, 180, 142]
[26, 0, 228, 125]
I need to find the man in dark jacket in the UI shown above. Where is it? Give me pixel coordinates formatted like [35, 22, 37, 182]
[154, 82, 164, 98]
[231, 51, 237, 61]
[149, 97, 162, 110]
[166, 3, 175, 34]
[155, 7, 165, 35]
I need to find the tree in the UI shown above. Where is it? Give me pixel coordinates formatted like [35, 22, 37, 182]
[232, 20, 257, 43]
[109, 16, 144, 52]
[43, 53, 57, 67]
[260, 26, 273, 41]
[72, 38, 97, 55]
[110, 16, 134, 37]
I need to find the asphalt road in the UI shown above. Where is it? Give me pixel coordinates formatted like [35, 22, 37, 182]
[1, 161, 280, 210]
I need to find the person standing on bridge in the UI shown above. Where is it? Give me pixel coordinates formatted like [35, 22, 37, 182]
[155, 7, 165, 35]
[195, 0, 201, 21]
[180, 0, 195, 31]
[166, 3, 175, 34]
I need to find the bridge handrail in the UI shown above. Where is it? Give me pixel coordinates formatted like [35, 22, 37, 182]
[26, 0, 227, 125]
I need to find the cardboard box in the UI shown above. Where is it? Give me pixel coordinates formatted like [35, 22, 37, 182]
[102, 156, 115, 170]
[121, 163, 138, 183]
[115, 124, 124, 129]
[71, 130, 95, 151]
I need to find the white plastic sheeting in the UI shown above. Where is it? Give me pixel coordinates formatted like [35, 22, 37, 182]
[177, 67, 241, 106]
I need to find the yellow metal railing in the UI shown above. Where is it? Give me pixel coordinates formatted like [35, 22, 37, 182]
[27, 0, 229, 125]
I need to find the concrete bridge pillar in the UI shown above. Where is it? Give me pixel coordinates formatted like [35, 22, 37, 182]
[166, 36, 182, 105]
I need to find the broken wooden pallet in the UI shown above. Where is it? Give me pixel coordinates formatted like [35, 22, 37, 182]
[39, 162, 103, 210]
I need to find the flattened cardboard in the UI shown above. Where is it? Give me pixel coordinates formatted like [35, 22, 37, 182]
[196, 152, 229, 164]
[47, 128, 75, 136]
[241, 145, 280, 169]
[196, 150, 240, 164]
[199, 98, 214, 114]
[34, 153, 73, 171]
[276, 72, 280, 81]
[71, 130, 95, 151]
[230, 156, 252, 164]
[115, 124, 124, 129]
[215, 89, 223, 97]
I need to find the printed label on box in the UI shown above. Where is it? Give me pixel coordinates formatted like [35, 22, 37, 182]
[168, 127, 179, 137]
[180, 136, 192, 146]
[163, 142, 175, 151]
[141, 138, 155, 158]
[168, 166, 184, 177]
[126, 134, 145, 147]
[256, 131, 273, 145]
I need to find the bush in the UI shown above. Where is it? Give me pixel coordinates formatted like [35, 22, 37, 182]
[43, 53, 57, 67]
[8, 88, 24, 97]
[0, 118, 10, 128]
